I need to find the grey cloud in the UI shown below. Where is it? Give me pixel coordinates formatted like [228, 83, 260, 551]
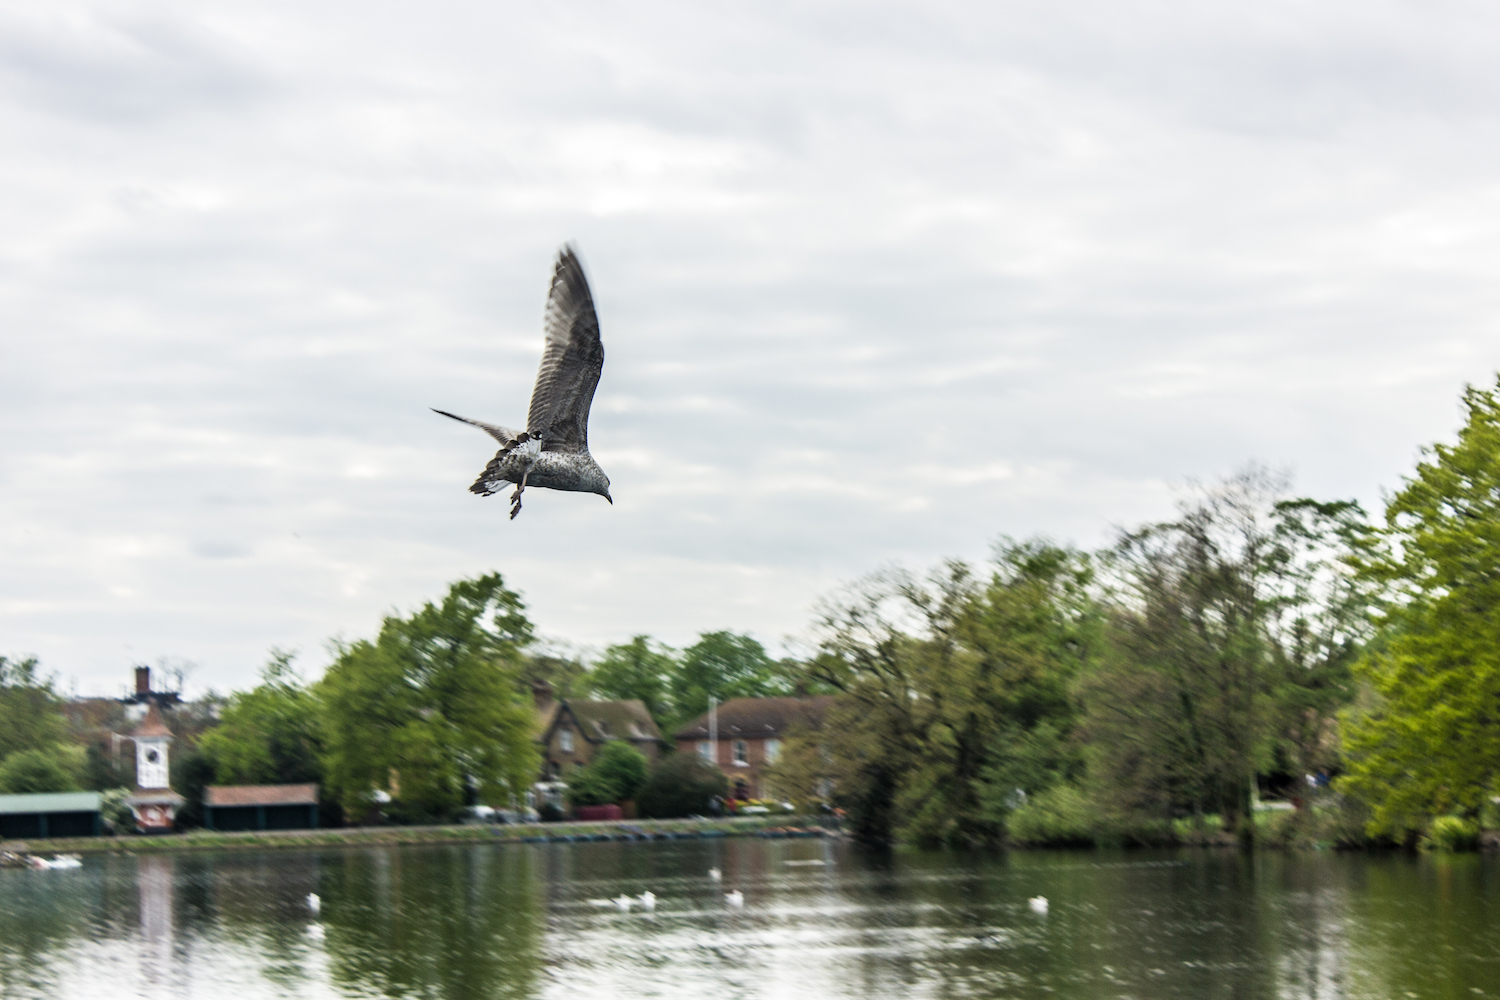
[4, 0, 1500, 695]
[0, 13, 271, 124]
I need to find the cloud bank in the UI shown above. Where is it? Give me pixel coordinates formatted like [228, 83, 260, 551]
[3, 0, 1499, 695]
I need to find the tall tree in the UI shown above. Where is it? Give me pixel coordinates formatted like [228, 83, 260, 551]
[1084, 469, 1365, 834]
[581, 636, 677, 725]
[671, 631, 790, 727]
[1341, 379, 1500, 834]
[805, 542, 1096, 846]
[0, 657, 67, 764]
[317, 574, 540, 821]
[199, 649, 323, 786]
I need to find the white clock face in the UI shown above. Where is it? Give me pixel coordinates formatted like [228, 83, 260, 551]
[146, 750, 160, 764]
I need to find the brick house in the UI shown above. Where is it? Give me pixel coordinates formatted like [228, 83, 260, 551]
[673, 696, 834, 801]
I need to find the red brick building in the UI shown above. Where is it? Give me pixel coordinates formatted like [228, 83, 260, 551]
[673, 696, 834, 801]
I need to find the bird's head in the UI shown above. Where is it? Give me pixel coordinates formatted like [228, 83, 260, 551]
[582, 461, 612, 504]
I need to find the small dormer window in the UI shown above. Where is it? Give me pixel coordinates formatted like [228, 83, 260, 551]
[560, 728, 574, 753]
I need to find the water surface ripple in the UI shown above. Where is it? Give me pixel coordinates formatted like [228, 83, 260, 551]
[1, 839, 1496, 998]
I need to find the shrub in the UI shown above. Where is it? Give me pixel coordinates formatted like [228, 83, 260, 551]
[636, 752, 728, 819]
[566, 741, 650, 808]
[1424, 815, 1480, 852]
[0, 747, 83, 794]
[1006, 785, 1098, 847]
[99, 787, 136, 834]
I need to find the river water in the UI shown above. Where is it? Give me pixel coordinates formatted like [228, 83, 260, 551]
[1, 838, 1496, 999]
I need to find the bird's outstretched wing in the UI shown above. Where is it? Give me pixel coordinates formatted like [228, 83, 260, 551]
[527, 246, 604, 453]
[431, 409, 523, 447]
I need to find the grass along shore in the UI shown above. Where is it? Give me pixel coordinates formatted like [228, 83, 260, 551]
[2, 815, 834, 857]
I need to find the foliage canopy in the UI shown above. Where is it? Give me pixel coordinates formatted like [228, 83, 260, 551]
[317, 574, 540, 821]
[1340, 380, 1500, 833]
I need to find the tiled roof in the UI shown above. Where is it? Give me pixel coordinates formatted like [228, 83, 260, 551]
[532, 699, 561, 740]
[555, 699, 663, 743]
[131, 703, 173, 739]
[674, 696, 836, 740]
[205, 784, 319, 807]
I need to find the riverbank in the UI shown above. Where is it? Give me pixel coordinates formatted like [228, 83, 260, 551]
[1, 815, 834, 858]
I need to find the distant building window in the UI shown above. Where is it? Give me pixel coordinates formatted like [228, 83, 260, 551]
[765, 739, 781, 763]
[733, 740, 749, 766]
[560, 728, 574, 753]
[698, 740, 713, 761]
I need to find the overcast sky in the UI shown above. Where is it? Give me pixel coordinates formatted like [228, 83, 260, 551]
[4, 0, 1499, 698]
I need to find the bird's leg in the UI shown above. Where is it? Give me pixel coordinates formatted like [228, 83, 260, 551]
[509, 469, 531, 520]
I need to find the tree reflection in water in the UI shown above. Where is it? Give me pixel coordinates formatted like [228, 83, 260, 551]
[2, 842, 1499, 999]
[320, 845, 543, 1000]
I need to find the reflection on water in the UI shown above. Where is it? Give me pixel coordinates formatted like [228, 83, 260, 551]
[1, 839, 1496, 999]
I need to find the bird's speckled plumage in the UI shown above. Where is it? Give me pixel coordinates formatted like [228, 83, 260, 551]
[433, 246, 612, 518]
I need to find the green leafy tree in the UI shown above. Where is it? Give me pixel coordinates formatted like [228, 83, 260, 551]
[317, 574, 541, 822]
[519, 651, 588, 700]
[0, 657, 67, 763]
[671, 631, 791, 728]
[1341, 379, 1500, 835]
[1084, 470, 1365, 836]
[170, 746, 217, 828]
[807, 541, 1097, 846]
[635, 751, 728, 819]
[0, 747, 83, 794]
[199, 649, 323, 786]
[565, 740, 650, 807]
[582, 636, 677, 725]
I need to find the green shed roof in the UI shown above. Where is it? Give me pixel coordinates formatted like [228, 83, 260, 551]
[0, 791, 102, 815]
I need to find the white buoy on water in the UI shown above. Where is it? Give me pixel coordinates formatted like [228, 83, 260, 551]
[1028, 896, 1048, 915]
[725, 890, 744, 907]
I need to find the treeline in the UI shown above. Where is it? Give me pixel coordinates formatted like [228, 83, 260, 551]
[0, 574, 799, 827]
[7, 377, 1500, 847]
[764, 379, 1500, 850]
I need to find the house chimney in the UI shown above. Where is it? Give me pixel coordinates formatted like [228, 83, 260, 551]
[135, 666, 151, 696]
[531, 678, 554, 711]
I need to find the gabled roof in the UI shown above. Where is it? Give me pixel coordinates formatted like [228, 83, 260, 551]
[205, 784, 319, 807]
[532, 698, 562, 740]
[674, 696, 836, 740]
[544, 699, 663, 746]
[130, 702, 173, 739]
[0, 791, 102, 815]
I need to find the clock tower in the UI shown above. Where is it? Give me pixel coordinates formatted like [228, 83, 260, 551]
[122, 677, 185, 833]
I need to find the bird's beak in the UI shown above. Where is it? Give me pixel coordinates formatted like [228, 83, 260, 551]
[604, 493, 613, 505]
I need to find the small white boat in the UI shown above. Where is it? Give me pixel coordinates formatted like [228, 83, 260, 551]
[30, 855, 82, 870]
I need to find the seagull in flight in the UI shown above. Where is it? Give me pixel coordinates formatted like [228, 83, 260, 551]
[434, 245, 612, 519]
